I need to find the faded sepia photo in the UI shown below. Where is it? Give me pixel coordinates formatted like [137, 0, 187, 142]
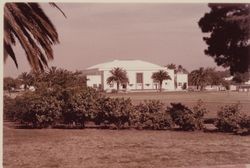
[3, 2, 250, 168]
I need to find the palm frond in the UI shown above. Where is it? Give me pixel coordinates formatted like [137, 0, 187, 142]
[152, 70, 171, 82]
[4, 40, 18, 67]
[49, 3, 66, 18]
[107, 67, 129, 85]
[4, 2, 65, 72]
[5, 4, 40, 70]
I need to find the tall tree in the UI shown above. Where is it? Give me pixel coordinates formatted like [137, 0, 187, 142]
[188, 68, 209, 91]
[198, 3, 250, 74]
[107, 68, 129, 92]
[151, 70, 171, 92]
[206, 68, 223, 86]
[4, 3, 65, 72]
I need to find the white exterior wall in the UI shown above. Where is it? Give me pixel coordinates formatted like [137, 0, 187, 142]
[204, 85, 226, 91]
[102, 69, 175, 92]
[162, 69, 175, 91]
[87, 75, 102, 88]
[127, 71, 136, 90]
[103, 70, 116, 91]
[176, 73, 188, 90]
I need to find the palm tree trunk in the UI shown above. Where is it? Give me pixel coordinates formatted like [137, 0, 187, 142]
[24, 84, 27, 90]
[117, 82, 119, 92]
[200, 85, 204, 91]
[159, 82, 162, 92]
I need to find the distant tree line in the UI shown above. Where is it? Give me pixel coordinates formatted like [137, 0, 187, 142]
[4, 67, 87, 94]
[5, 66, 249, 94]
[188, 67, 250, 91]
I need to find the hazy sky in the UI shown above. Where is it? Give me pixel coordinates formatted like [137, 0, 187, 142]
[4, 3, 224, 77]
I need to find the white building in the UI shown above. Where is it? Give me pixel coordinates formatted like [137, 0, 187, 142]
[176, 72, 188, 90]
[83, 60, 188, 92]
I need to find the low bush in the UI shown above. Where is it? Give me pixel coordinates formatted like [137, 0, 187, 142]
[167, 100, 207, 131]
[94, 97, 133, 129]
[61, 90, 86, 128]
[60, 87, 100, 128]
[238, 116, 250, 135]
[131, 100, 172, 130]
[215, 103, 250, 135]
[14, 92, 62, 128]
[192, 100, 208, 129]
[215, 103, 242, 132]
[10, 87, 101, 128]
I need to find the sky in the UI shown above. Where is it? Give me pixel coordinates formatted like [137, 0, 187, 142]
[4, 3, 224, 77]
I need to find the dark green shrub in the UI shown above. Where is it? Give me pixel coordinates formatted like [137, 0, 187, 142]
[238, 116, 250, 135]
[80, 87, 101, 120]
[182, 83, 187, 90]
[60, 87, 100, 127]
[6, 86, 103, 128]
[192, 100, 208, 129]
[215, 103, 242, 132]
[131, 100, 172, 130]
[61, 91, 86, 127]
[14, 92, 62, 128]
[94, 97, 133, 129]
[215, 103, 249, 135]
[167, 100, 206, 131]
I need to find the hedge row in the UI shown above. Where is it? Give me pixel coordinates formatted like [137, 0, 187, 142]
[4, 88, 250, 135]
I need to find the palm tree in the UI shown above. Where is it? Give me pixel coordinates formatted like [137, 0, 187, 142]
[188, 67, 209, 91]
[18, 72, 34, 90]
[152, 70, 171, 92]
[107, 68, 129, 92]
[42, 67, 87, 89]
[166, 63, 177, 71]
[4, 3, 65, 72]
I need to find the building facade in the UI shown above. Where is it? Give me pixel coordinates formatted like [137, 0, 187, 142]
[175, 72, 188, 90]
[83, 60, 188, 92]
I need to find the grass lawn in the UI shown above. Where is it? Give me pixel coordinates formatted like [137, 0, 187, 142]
[107, 91, 250, 117]
[3, 122, 250, 168]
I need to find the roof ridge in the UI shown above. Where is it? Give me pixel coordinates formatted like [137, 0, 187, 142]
[86, 59, 164, 70]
